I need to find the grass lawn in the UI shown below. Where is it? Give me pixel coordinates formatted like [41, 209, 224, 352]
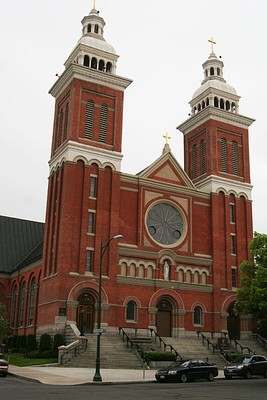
[6, 353, 58, 367]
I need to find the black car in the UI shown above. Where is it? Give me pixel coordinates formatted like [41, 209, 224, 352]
[224, 354, 267, 379]
[155, 359, 218, 383]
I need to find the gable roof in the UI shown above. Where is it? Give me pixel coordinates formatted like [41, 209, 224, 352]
[0, 216, 44, 273]
[137, 144, 196, 189]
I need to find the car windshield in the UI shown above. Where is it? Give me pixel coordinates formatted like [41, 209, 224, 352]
[232, 355, 251, 364]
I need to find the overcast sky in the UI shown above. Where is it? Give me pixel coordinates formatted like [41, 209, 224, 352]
[1, 0, 266, 234]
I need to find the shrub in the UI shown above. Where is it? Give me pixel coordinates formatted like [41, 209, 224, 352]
[39, 350, 55, 359]
[223, 353, 240, 362]
[39, 333, 52, 353]
[53, 334, 64, 357]
[26, 334, 37, 354]
[144, 351, 176, 362]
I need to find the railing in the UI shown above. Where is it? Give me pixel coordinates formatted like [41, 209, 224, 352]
[118, 327, 149, 366]
[228, 338, 254, 355]
[197, 331, 218, 354]
[197, 331, 255, 356]
[251, 333, 267, 350]
[118, 327, 182, 361]
[59, 337, 88, 365]
[149, 328, 182, 360]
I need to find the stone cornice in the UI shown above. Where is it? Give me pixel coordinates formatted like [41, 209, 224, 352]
[195, 175, 253, 200]
[177, 107, 255, 134]
[120, 174, 210, 200]
[49, 141, 123, 173]
[118, 247, 213, 266]
[49, 63, 132, 98]
[117, 275, 214, 292]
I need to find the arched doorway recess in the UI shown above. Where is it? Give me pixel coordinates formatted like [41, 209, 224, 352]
[227, 302, 240, 340]
[156, 298, 172, 337]
[77, 293, 95, 333]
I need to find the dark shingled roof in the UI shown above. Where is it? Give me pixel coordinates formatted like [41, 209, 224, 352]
[0, 216, 44, 273]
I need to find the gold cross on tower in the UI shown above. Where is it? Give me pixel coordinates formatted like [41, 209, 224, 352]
[208, 36, 216, 53]
[163, 132, 171, 144]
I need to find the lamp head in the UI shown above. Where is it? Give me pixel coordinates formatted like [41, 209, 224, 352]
[113, 234, 123, 240]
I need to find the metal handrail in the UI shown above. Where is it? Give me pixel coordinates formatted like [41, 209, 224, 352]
[118, 328, 148, 365]
[149, 328, 182, 360]
[251, 333, 267, 350]
[197, 331, 217, 354]
[59, 338, 88, 365]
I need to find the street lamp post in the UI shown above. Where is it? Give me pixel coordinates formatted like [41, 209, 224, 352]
[93, 234, 123, 382]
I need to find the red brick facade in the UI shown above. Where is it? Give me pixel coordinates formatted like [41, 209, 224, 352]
[1, 7, 255, 340]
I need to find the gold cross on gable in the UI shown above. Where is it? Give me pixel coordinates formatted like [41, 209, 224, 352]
[208, 36, 216, 53]
[163, 132, 171, 144]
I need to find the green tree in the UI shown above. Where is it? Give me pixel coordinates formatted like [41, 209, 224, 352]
[0, 303, 9, 343]
[236, 232, 267, 336]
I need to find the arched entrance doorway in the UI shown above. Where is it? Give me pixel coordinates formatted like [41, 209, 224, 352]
[156, 298, 172, 337]
[77, 293, 95, 334]
[227, 302, 240, 340]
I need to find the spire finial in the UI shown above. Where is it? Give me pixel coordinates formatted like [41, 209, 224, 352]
[208, 36, 216, 53]
[92, 0, 96, 9]
[163, 132, 171, 144]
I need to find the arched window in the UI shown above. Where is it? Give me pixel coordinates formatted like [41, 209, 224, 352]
[214, 97, 219, 108]
[206, 97, 209, 106]
[201, 100, 205, 109]
[87, 24, 92, 33]
[28, 277, 36, 326]
[186, 270, 191, 283]
[126, 301, 137, 321]
[178, 269, 184, 282]
[232, 141, 239, 174]
[226, 100, 230, 111]
[91, 57, 97, 69]
[63, 103, 69, 141]
[210, 67, 214, 76]
[58, 109, 64, 147]
[138, 264, 144, 278]
[94, 24, 99, 34]
[99, 104, 108, 142]
[18, 281, 26, 326]
[194, 271, 199, 284]
[147, 265, 153, 279]
[221, 138, 228, 172]
[130, 263, 135, 277]
[10, 285, 17, 327]
[194, 306, 203, 325]
[200, 140, 206, 175]
[84, 100, 94, 139]
[217, 67, 220, 76]
[106, 62, 112, 73]
[121, 262, 127, 276]
[99, 59, 105, 71]
[201, 272, 207, 285]
[83, 55, 90, 67]
[220, 98, 225, 109]
[197, 103, 201, 112]
[231, 102, 236, 112]
[192, 144, 197, 178]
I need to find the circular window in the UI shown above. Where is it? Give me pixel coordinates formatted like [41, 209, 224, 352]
[146, 203, 184, 245]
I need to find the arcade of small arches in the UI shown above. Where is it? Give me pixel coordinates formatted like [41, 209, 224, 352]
[119, 260, 210, 285]
[83, 54, 113, 73]
[191, 96, 237, 115]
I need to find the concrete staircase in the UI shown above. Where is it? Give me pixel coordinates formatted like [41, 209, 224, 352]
[233, 337, 267, 358]
[62, 333, 144, 369]
[163, 336, 227, 369]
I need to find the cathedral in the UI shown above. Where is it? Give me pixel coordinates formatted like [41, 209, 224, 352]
[0, 5, 255, 341]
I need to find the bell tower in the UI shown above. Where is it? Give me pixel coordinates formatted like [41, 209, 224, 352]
[38, 5, 131, 332]
[178, 39, 254, 332]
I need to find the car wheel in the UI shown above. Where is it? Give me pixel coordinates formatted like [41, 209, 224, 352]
[180, 373, 188, 383]
[207, 372, 214, 382]
[245, 369, 252, 379]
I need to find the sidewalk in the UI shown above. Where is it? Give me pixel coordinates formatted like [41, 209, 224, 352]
[8, 365, 225, 385]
